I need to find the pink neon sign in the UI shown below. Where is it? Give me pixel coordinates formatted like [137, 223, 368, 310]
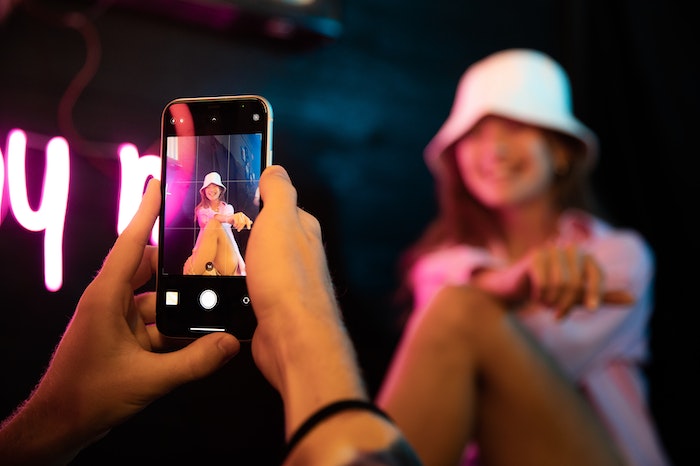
[0, 128, 160, 292]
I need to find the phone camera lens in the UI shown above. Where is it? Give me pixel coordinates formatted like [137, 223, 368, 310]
[169, 117, 176, 125]
[252, 113, 260, 121]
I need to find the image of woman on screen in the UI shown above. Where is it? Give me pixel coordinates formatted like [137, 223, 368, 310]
[183, 171, 252, 276]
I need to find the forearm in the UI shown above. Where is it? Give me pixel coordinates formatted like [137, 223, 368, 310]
[470, 263, 529, 304]
[264, 297, 421, 465]
[0, 391, 95, 465]
[269, 300, 369, 435]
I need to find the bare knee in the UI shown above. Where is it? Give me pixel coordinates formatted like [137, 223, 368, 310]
[202, 218, 223, 232]
[409, 285, 507, 346]
[198, 219, 226, 244]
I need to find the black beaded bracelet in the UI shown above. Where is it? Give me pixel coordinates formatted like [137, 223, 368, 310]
[283, 399, 393, 459]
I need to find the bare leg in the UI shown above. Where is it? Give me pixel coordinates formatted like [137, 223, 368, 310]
[376, 285, 623, 466]
[186, 220, 240, 276]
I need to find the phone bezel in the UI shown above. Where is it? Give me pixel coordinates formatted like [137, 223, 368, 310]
[155, 95, 273, 340]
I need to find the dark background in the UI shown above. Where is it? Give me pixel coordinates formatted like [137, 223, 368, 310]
[0, 1, 696, 464]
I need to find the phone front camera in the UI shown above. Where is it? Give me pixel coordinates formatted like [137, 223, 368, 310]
[252, 113, 260, 121]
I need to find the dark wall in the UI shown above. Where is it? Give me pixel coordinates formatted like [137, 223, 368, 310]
[0, 1, 695, 464]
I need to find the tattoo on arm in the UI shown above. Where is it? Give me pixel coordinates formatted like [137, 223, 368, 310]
[346, 438, 423, 466]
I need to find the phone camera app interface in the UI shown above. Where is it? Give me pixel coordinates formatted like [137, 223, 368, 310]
[162, 131, 262, 280]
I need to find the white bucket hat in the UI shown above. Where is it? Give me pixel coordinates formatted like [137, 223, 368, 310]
[424, 48, 598, 171]
[200, 171, 226, 194]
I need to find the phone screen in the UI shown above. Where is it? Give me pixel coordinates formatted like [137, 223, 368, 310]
[156, 95, 272, 340]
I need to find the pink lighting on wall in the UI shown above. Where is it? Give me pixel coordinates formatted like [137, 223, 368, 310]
[1, 128, 160, 292]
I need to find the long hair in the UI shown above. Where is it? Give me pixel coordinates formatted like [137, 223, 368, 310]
[394, 127, 601, 315]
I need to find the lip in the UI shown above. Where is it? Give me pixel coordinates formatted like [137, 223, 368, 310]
[480, 165, 516, 183]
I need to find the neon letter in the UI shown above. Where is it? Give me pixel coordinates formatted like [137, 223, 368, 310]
[7, 129, 70, 292]
[0, 140, 5, 224]
[117, 143, 161, 245]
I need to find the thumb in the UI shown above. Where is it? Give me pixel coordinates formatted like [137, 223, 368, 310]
[152, 333, 241, 390]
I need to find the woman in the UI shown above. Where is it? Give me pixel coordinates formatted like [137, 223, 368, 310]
[183, 171, 252, 276]
[376, 49, 671, 466]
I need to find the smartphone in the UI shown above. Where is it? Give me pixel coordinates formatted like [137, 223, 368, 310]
[155, 95, 273, 340]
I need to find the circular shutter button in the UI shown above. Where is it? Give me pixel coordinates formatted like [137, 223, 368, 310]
[199, 289, 218, 310]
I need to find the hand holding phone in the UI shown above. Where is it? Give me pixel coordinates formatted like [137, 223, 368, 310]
[155, 95, 273, 340]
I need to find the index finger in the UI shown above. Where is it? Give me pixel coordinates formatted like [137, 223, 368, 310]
[256, 165, 322, 242]
[582, 254, 603, 310]
[602, 290, 635, 306]
[99, 178, 161, 282]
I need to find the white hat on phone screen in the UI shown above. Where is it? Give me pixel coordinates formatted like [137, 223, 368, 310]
[424, 48, 598, 171]
[200, 172, 226, 194]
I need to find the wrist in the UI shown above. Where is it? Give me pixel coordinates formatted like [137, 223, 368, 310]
[283, 399, 390, 459]
[472, 265, 528, 302]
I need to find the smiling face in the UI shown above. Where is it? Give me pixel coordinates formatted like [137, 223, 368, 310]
[203, 183, 223, 202]
[454, 115, 568, 210]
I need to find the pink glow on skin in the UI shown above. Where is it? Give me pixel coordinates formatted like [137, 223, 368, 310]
[6, 129, 70, 292]
[118, 143, 160, 245]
